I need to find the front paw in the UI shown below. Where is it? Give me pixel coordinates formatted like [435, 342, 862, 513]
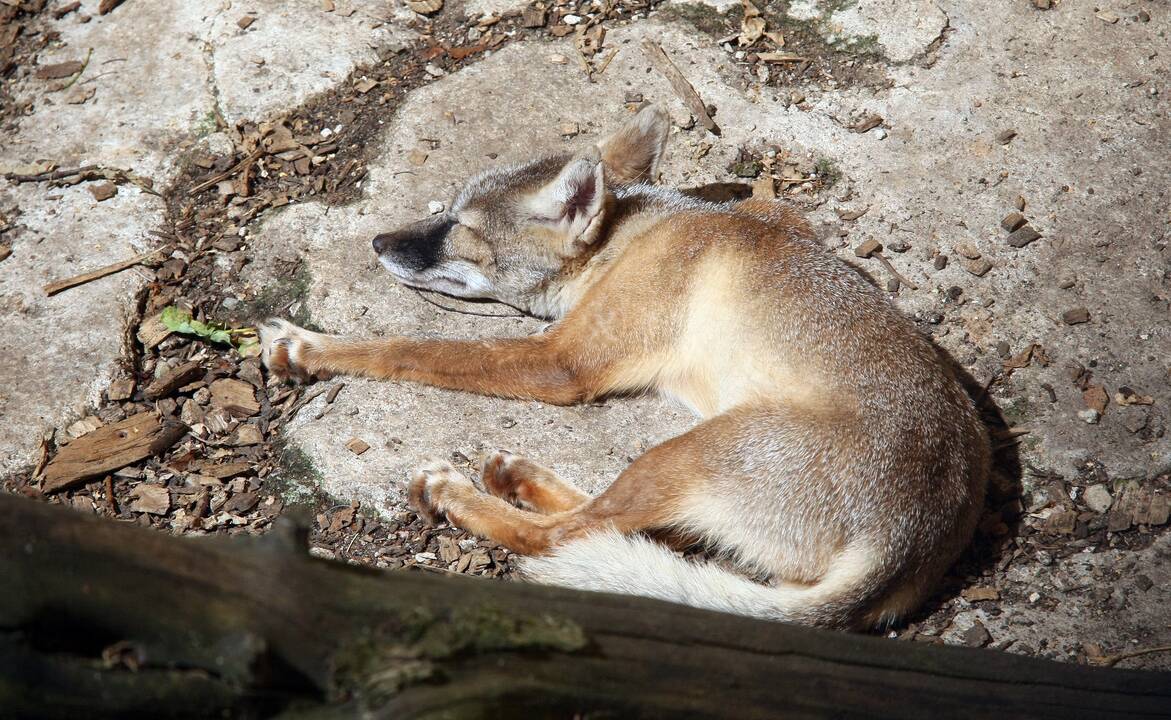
[258, 318, 331, 383]
[409, 457, 475, 525]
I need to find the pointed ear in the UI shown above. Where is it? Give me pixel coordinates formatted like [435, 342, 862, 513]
[597, 104, 670, 184]
[528, 152, 606, 248]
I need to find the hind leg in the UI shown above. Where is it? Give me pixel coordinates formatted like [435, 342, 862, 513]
[410, 414, 730, 556]
[480, 450, 590, 514]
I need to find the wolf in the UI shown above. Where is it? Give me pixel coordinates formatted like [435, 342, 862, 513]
[259, 105, 990, 628]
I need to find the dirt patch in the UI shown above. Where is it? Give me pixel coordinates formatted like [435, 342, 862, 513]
[661, 0, 892, 96]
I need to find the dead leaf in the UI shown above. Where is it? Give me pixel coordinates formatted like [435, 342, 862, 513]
[353, 77, 378, 94]
[1002, 343, 1038, 371]
[739, 17, 765, 46]
[407, 149, 429, 166]
[1115, 386, 1153, 406]
[128, 484, 171, 515]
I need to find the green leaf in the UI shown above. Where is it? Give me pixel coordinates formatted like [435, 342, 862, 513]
[160, 306, 191, 332]
[157, 305, 257, 352]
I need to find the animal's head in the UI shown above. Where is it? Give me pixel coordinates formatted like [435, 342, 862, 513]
[372, 104, 670, 314]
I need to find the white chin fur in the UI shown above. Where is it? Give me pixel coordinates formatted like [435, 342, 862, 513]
[379, 257, 493, 298]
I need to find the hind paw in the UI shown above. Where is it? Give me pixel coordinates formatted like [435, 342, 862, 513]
[409, 457, 475, 525]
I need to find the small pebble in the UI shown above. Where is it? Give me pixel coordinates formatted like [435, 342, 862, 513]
[563, 13, 582, 24]
[1078, 409, 1101, 424]
[873, 128, 888, 140]
[428, 200, 445, 214]
[933, 254, 948, 270]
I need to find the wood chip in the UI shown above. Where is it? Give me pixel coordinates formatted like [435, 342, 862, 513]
[954, 242, 982, 260]
[407, 149, 428, 166]
[961, 587, 1000, 602]
[521, 6, 546, 27]
[1000, 212, 1027, 232]
[854, 238, 882, 258]
[1061, 307, 1090, 325]
[67, 416, 104, 438]
[209, 378, 260, 417]
[52, 1, 82, 18]
[65, 86, 96, 104]
[41, 412, 186, 493]
[438, 536, 461, 564]
[35, 61, 83, 79]
[321, 0, 335, 10]
[346, 437, 370, 456]
[354, 77, 378, 94]
[1006, 226, 1041, 248]
[559, 122, 580, 137]
[224, 491, 260, 514]
[960, 256, 993, 277]
[128, 484, 170, 515]
[198, 461, 253, 480]
[237, 15, 254, 29]
[144, 361, 205, 400]
[836, 206, 869, 222]
[853, 114, 883, 133]
[107, 378, 136, 402]
[88, 181, 117, 201]
[98, 0, 126, 14]
[1083, 385, 1109, 415]
[137, 312, 172, 349]
[233, 425, 264, 446]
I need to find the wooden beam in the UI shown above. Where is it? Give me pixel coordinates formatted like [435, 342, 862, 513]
[1, 494, 1168, 719]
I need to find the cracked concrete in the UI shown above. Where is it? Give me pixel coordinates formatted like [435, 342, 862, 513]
[0, 0, 421, 476]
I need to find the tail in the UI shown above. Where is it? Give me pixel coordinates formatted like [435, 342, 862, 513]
[521, 530, 883, 628]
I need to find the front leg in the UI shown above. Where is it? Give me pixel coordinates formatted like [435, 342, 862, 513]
[258, 318, 595, 405]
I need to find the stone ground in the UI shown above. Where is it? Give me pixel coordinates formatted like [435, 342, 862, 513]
[2, 0, 1169, 670]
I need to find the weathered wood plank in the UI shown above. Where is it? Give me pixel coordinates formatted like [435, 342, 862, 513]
[1, 494, 1168, 719]
[40, 412, 187, 493]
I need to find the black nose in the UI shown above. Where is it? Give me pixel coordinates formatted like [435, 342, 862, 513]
[370, 215, 454, 271]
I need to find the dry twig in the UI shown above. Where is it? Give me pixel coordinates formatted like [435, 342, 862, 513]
[641, 39, 719, 135]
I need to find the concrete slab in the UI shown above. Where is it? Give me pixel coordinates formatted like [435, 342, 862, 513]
[205, 1, 417, 124]
[0, 0, 420, 476]
[0, 184, 161, 474]
[250, 4, 1169, 514]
